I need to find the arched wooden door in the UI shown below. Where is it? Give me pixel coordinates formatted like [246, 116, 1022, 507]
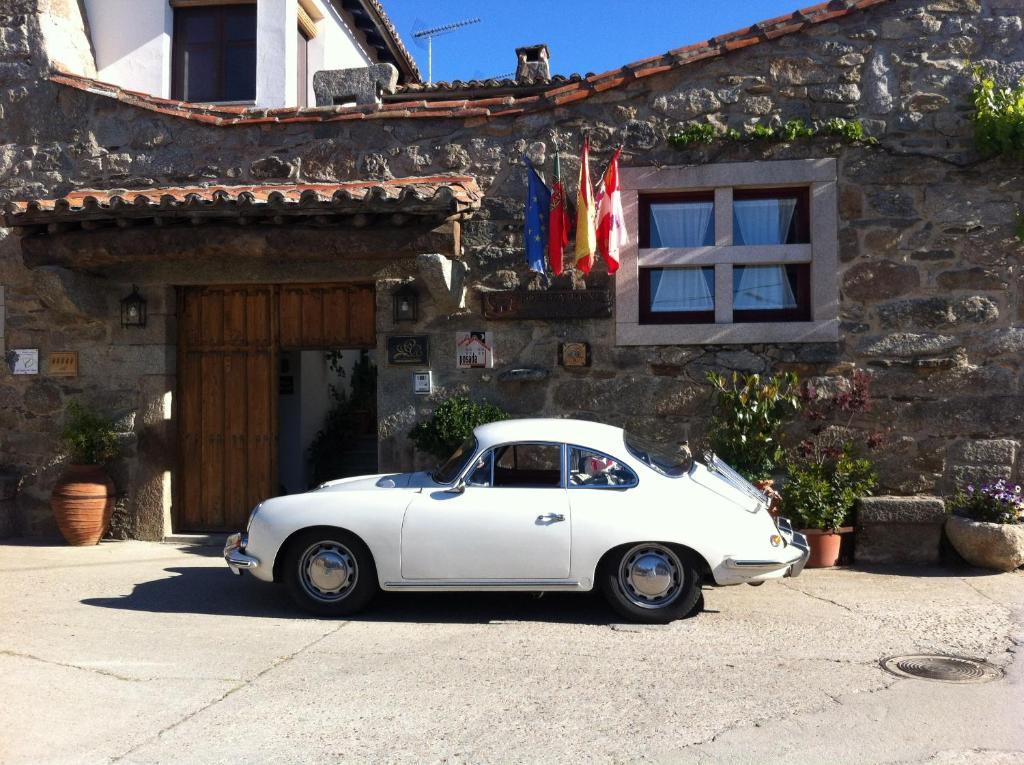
[176, 283, 375, 532]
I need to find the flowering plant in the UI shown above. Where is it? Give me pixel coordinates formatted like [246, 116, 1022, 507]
[949, 480, 1024, 525]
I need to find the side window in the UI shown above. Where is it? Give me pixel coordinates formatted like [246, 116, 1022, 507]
[568, 447, 638, 488]
[491, 443, 562, 488]
[465, 451, 492, 487]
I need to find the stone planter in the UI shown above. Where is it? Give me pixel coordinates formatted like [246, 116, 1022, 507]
[945, 515, 1024, 572]
[50, 464, 115, 546]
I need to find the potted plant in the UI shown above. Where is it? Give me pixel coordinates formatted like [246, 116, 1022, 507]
[51, 401, 120, 546]
[705, 371, 800, 513]
[945, 480, 1024, 572]
[780, 441, 877, 567]
[410, 395, 510, 461]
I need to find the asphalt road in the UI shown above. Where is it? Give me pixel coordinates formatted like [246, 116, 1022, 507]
[0, 540, 1021, 764]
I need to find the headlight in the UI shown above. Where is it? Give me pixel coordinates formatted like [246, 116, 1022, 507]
[246, 502, 262, 531]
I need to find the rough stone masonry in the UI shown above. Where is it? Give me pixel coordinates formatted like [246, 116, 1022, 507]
[0, 0, 1022, 538]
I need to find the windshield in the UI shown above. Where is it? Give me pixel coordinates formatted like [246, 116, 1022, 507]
[623, 432, 691, 477]
[432, 436, 478, 484]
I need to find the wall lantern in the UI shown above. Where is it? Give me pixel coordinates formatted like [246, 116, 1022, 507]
[392, 283, 419, 323]
[120, 285, 147, 329]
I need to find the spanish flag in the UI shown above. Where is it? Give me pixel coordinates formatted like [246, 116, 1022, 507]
[574, 137, 597, 273]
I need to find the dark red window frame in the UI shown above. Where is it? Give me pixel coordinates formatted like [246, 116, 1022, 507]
[171, 4, 257, 103]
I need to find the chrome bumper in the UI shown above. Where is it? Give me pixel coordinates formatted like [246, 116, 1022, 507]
[776, 517, 810, 578]
[224, 532, 259, 575]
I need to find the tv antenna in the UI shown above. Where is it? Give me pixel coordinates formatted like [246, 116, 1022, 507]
[412, 18, 481, 85]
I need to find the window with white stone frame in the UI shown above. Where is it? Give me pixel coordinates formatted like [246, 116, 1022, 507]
[616, 159, 839, 345]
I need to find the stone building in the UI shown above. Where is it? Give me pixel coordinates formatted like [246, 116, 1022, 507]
[0, 0, 1021, 539]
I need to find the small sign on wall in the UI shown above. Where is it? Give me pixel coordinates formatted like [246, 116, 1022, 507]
[48, 351, 79, 377]
[413, 371, 433, 395]
[8, 348, 39, 375]
[558, 342, 591, 368]
[387, 335, 429, 366]
[455, 331, 494, 369]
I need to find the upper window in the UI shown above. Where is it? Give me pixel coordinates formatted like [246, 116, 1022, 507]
[568, 447, 637, 488]
[617, 160, 839, 345]
[172, 5, 257, 103]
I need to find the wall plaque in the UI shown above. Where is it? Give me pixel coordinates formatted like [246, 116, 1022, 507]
[8, 348, 38, 375]
[481, 289, 612, 320]
[387, 335, 429, 366]
[456, 331, 494, 369]
[558, 342, 591, 368]
[48, 351, 79, 377]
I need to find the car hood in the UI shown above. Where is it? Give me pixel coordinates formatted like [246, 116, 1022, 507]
[314, 471, 438, 492]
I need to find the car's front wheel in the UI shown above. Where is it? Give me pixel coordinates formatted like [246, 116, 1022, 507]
[282, 529, 377, 616]
[599, 543, 703, 624]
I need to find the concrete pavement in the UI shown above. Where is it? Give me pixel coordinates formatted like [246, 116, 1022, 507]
[0, 540, 1021, 764]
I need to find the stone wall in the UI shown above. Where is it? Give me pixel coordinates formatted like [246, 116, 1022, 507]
[0, 0, 1022, 537]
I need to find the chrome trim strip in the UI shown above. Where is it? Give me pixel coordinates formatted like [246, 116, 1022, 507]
[726, 559, 789, 568]
[384, 579, 580, 588]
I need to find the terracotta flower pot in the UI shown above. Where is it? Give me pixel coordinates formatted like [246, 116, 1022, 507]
[51, 464, 115, 546]
[800, 527, 853, 568]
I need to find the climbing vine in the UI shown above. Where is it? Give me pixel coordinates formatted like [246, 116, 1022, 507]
[970, 64, 1024, 160]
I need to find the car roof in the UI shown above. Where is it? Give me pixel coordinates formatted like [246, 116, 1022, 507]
[473, 418, 627, 452]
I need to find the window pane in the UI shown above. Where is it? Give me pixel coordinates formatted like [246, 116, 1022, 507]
[180, 10, 217, 44]
[183, 46, 218, 102]
[223, 42, 257, 101]
[568, 448, 636, 487]
[649, 268, 715, 313]
[493, 444, 561, 488]
[733, 197, 801, 245]
[733, 265, 798, 310]
[223, 6, 257, 41]
[649, 201, 714, 247]
[466, 452, 492, 487]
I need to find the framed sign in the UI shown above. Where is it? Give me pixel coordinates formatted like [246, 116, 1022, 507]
[558, 342, 591, 368]
[48, 351, 79, 377]
[482, 289, 612, 320]
[8, 348, 39, 375]
[387, 335, 429, 366]
[455, 331, 494, 369]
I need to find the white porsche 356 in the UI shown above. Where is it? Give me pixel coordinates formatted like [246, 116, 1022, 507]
[225, 418, 809, 623]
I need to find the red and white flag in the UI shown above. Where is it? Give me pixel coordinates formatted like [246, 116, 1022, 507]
[595, 147, 626, 275]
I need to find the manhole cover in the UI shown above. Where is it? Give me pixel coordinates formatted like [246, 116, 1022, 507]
[880, 654, 1003, 684]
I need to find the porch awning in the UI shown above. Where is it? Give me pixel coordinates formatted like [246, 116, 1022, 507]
[2, 176, 481, 233]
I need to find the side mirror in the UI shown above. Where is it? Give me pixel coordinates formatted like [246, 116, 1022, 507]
[445, 481, 466, 495]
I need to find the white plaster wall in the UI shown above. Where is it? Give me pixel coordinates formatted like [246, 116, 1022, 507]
[305, 0, 374, 106]
[83, 0, 171, 98]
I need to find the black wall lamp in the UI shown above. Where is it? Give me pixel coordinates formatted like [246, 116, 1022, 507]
[392, 283, 419, 323]
[120, 285, 147, 328]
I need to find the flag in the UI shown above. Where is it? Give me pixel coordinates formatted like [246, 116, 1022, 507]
[596, 147, 626, 274]
[548, 149, 570, 276]
[523, 157, 551, 275]
[574, 137, 597, 274]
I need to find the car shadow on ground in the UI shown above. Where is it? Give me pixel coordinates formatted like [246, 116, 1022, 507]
[80, 562, 696, 625]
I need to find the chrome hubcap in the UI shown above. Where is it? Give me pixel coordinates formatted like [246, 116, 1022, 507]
[618, 544, 683, 609]
[299, 541, 357, 602]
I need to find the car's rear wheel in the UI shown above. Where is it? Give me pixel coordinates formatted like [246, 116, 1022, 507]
[282, 529, 377, 616]
[599, 543, 703, 624]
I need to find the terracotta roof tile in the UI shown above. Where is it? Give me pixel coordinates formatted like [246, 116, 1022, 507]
[3, 177, 483, 227]
[49, 0, 894, 126]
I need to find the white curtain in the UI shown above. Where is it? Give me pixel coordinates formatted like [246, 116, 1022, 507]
[651, 268, 715, 312]
[733, 198, 797, 245]
[733, 265, 797, 310]
[650, 202, 714, 247]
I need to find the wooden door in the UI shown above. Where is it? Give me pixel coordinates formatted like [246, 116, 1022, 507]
[177, 286, 277, 531]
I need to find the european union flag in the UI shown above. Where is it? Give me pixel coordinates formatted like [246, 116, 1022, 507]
[524, 157, 551, 275]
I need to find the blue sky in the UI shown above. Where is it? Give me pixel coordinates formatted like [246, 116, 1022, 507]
[384, 1, 806, 82]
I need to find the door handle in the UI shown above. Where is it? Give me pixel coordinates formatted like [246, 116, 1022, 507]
[536, 513, 565, 523]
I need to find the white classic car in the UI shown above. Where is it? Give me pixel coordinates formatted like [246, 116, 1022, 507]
[224, 418, 809, 623]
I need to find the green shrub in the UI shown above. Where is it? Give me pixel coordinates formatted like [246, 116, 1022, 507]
[781, 444, 877, 531]
[60, 401, 120, 465]
[750, 122, 776, 140]
[821, 117, 877, 144]
[970, 64, 1024, 159]
[409, 396, 510, 461]
[779, 118, 815, 141]
[705, 371, 801, 482]
[668, 122, 718, 148]
[1015, 209, 1024, 243]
